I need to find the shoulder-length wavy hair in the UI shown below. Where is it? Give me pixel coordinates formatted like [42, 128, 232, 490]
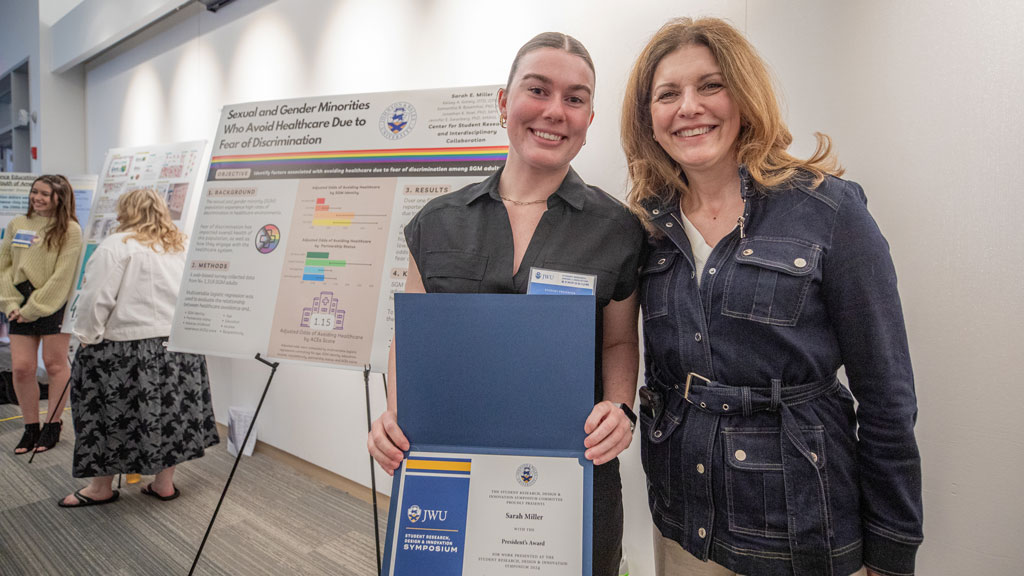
[27, 174, 78, 251]
[114, 188, 186, 253]
[621, 17, 843, 230]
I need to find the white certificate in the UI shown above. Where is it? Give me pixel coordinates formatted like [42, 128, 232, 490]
[388, 450, 585, 575]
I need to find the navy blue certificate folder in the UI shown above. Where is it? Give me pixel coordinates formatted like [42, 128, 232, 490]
[382, 293, 596, 575]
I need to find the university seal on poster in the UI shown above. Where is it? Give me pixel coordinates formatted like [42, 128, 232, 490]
[380, 101, 417, 140]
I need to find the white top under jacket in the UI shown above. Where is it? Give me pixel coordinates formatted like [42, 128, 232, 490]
[73, 232, 185, 344]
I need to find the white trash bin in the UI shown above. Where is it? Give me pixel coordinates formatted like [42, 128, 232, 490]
[227, 406, 257, 457]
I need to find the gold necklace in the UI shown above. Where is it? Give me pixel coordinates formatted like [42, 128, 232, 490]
[499, 194, 547, 206]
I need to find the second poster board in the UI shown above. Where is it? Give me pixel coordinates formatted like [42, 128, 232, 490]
[64, 141, 206, 328]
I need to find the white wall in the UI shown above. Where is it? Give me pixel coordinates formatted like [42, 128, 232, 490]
[0, 0, 41, 172]
[63, 0, 1024, 574]
[37, 0, 86, 174]
[0, 0, 86, 174]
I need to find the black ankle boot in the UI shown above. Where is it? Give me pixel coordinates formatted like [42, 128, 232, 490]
[15, 423, 40, 455]
[34, 421, 62, 452]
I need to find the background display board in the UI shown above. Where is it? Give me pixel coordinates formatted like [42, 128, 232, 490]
[64, 141, 205, 328]
[0, 173, 37, 234]
[169, 86, 508, 371]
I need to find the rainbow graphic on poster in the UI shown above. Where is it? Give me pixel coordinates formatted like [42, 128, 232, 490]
[209, 145, 508, 169]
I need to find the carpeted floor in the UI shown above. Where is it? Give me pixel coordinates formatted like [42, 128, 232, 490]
[0, 400, 387, 575]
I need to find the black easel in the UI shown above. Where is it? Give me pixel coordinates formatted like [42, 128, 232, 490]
[27, 376, 71, 464]
[188, 353, 278, 576]
[364, 365, 386, 576]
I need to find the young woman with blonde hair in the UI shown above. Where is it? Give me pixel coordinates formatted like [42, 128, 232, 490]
[59, 188, 218, 508]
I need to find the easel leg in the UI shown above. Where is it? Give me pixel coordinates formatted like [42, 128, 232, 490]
[365, 365, 383, 575]
[188, 353, 278, 576]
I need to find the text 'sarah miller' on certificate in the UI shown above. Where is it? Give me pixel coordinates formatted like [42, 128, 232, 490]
[389, 451, 583, 575]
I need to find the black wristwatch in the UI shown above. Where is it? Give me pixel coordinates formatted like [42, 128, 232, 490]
[613, 403, 637, 433]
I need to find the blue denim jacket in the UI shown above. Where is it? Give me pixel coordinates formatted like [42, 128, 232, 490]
[638, 169, 923, 576]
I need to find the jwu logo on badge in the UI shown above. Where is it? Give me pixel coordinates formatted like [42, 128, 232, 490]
[527, 267, 596, 296]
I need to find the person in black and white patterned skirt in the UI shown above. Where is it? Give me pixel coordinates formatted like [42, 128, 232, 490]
[59, 188, 218, 508]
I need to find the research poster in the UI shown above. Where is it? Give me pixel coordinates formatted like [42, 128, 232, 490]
[169, 86, 508, 371]
[0, 172, 38, 235]
[64, 142, 205, 328]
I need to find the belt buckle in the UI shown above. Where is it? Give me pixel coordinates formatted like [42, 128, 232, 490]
[684, 372, 711, 404]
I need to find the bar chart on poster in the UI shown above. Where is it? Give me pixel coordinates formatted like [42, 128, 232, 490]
[169, 86, 508, 371]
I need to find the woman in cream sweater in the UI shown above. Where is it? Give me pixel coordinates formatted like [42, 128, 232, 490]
[0, 174, 81, 454]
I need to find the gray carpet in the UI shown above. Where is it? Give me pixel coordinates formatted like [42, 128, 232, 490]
[0, 401, 387, 575]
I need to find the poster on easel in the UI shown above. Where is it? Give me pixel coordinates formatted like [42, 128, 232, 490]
[63, 141, 206, 329]
[169, 86, 508, 371]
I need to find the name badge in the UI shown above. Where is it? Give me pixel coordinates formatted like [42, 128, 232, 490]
[526, 267, 596, 296]
[12, 230, 38, 248]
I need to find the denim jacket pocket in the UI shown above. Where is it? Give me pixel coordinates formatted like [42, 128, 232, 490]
[639, 385, 684, 508]
[421, 250, 489, 293]
[640, 251, 677, 321]
[722, 426, 827, 539]
[722, 237, 821, 326]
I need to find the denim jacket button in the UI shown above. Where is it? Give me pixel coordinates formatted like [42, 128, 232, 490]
[665, 221, 674, 228]
[742, 248, 753, 256]
[794, 257, 807, 268]
[698, 527, 707, 539]
[652, 209, 660, 215]
[694, 332, 702, 342]
[653, 430, 663, 439]
[735, 449, 747, 461]
[810, 451, 818, 463]
[708, 267, 717, 275]
[696, 463, 705, 474]
[658, 258, 666, 265]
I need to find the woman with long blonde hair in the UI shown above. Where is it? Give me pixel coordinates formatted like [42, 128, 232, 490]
[59, 188, 218, 508]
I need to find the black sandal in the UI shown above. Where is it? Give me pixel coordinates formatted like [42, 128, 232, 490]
[34, 421, 62, 453]
[14, 423, 40, 455]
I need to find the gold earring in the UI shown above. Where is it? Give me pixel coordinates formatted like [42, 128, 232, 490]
[499, 114, 507, 128]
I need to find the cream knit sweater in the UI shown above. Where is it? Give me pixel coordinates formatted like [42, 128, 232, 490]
[0, 213, 83, 322]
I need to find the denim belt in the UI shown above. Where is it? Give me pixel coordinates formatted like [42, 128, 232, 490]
[651, 371, 840, 576]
